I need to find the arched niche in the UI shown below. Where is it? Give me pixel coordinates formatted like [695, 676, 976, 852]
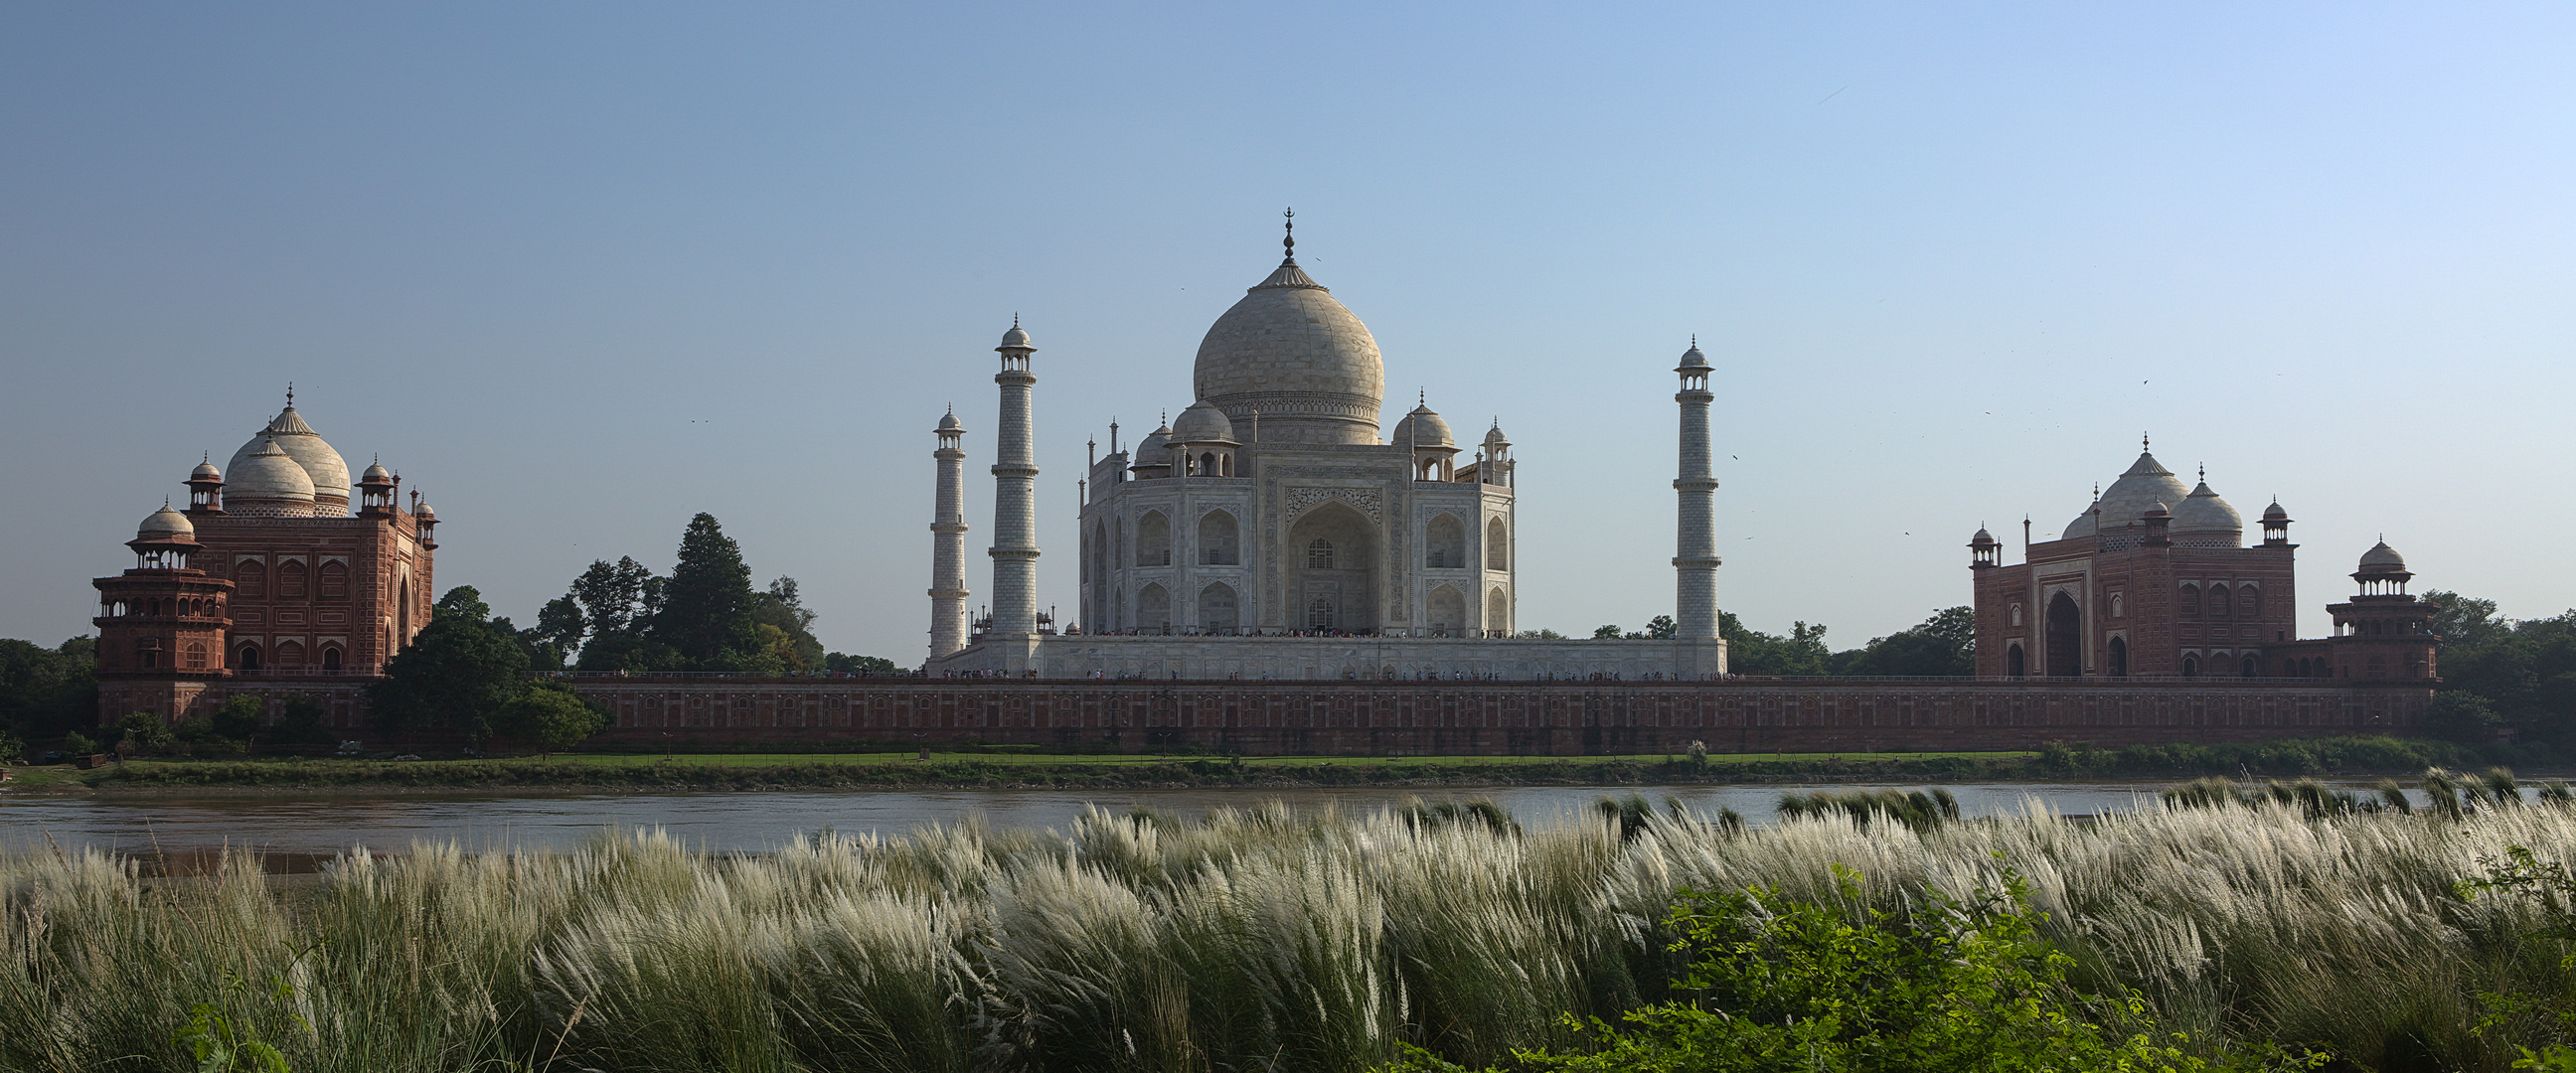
[1136, 512, 1172, 567]
[2044, 591, 2082, 678]
[1426, 513, 1465, 569]
[1485, 518, 1510, 570]
[1426, 584, 1465, 637]
[1137, 583, 1172, 634]
[1199, 582, 1239, 634]
[1289, 502, 1377, 632]
[1199, 510, 1239, 565]
[1487, 586, 1510, 635]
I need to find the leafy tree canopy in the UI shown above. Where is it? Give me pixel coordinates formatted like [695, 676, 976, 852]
[2423, 591, 2576, 749]
[493, 683, 608, 753]
[368, 585, 530, 742]
[0, 636, 99, 742]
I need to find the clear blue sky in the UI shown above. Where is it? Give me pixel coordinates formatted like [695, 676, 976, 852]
[5, 2, 2571, 660]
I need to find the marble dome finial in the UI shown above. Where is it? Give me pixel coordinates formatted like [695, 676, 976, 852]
[1282, 207, 1295, 262]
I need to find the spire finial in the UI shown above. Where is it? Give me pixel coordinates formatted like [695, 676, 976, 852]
[2142, 431, 2150, 452]
[1012, 312, 1019, 329]
[2198, 463, 2205, 481]
[1690, 334, 1696, 347]
[1418, 387, 1425, 405]
[1282, 207, 1295, 262]
[285, 382, 294, 407]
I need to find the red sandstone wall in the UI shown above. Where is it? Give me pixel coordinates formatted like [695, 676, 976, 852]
[569, 678, 2433, 756]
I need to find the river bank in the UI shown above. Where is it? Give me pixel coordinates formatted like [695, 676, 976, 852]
[0, 734, 2486, 795]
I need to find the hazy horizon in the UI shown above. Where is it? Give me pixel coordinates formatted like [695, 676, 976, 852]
[6, 3, 2571, 662]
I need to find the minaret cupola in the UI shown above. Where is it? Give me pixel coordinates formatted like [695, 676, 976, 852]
[186, 456, 225, 514]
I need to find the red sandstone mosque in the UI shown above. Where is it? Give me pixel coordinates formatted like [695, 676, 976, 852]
[91, 393, 437, 725]
[1969, 439, 2436, 684]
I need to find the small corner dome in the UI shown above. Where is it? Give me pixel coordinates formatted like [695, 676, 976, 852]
[2263, 500, 2290, 521]
[361, 461, 393, 483]
[2358, 540, 2407, 573]
[1484, 421, 1510, 445]
[1135, 423, 1174, 458]
[1677, 341, 1710, 371]
[1391, 403, 1453, 446]
[1171, 401, 1236, 443]
[1971, 527, 1996, 544]
[414, 501, 436, 520]
[2171, 481, 2243, 534]
[191, 460, 222, 480]
[935, 410, 963, 433]
[137, 504, 194, 541]
[998, 322, 1033, 349]
[227, 436, 317, 504]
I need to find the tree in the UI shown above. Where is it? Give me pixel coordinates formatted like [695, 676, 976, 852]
[824, 652, 904, 676]
[1591, 624, 1625, 640]
[1720, 613, 1837, 676]
[751, 576, 826, 672]
[1838, 606, 1977, 678]
[2427, 590, 2512, 648]
[1645, 615, 1678, 640]
[113, 710, 175, 756]
[0, 636, 99, 745]
[564, 555, 670, 671]
[650, 515, 765, 672]
[369, 586, 531, 743]
[493, 683, 607, 754]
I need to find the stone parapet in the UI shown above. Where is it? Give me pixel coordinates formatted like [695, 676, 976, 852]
[567, 676, 2431, 756]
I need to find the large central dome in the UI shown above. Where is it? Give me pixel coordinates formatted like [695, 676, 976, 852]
[1192, 255, 1385, 446]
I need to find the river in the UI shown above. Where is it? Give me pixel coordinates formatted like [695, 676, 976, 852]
[0, 782, 2224, 857]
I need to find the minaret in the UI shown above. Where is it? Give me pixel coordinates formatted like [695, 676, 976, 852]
[928, 407, 971, 659]
[988, 318, 1041, 642]
[1672, 338, 1721, 640]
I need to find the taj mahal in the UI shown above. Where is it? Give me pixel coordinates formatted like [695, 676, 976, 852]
[923, 215, 1732, 680]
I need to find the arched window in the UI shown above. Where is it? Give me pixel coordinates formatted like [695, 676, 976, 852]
[2239, 585, 2260, 618]
[1199, 511, 1238, 565]
[1487, 587, 1510, 634]
[1199, 452, 1216, 477]
[2241, 655, 2260, 678]
[184, 642, 208, 670]
[321, 646, 344, 673]
[2177, 584, 2199, 616]
[1306, 537, 1334, 569]
[1137, 584, 1171, 634]
[1485, 519, 1510, 570]
[1426, 585, 1465, 637]
[319, 561, 349, 599]
[2181, 655, 2199, 679]
[235, 560, 265, 596]
[1198, 583, 1238, 634]
[2007, 644, 2025, 679]
[136, 641, 159, 669]
[1135, 512, 1171, 566]
[1426, 514, 1465, 568]
[235, 644, 262, 672]
[279, 560, 309, 598]
[2107, 636, 2129, 678]
[2206, 583, 2230, 618]
[275, 640, 305, 670]
[1307, 596, 1337, 629]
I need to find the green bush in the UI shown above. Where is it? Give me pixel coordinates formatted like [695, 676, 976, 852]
[1389, 866, 2317, 1073]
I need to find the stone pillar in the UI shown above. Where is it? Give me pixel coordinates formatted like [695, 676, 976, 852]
[1673, 340, 1721, 641]
[988, 321, 1041, 644]
[928, 410, 970, 659]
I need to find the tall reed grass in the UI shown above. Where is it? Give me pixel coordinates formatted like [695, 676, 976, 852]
[10, 793, 2576, 1071]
